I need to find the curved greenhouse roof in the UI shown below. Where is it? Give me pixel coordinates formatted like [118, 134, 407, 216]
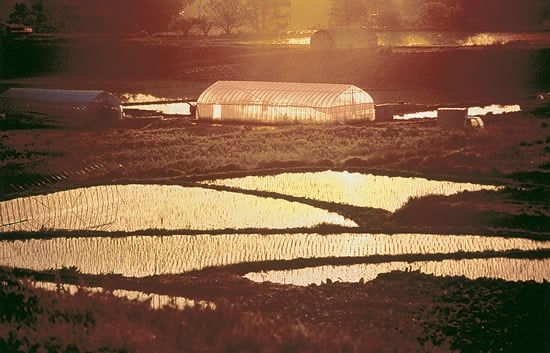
[0, 88, 122, 127]
[196, 81, 375, 123]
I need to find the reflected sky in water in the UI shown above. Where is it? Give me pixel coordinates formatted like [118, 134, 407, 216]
[33, 281, 215, 311]
[123, 102, 191, 115]
[0, 233, 547, 277]
[202, 171, 501, 212]
[0, 184, 356, 232]
[393, 104, 522, 120]
[245, 258, 550, 285]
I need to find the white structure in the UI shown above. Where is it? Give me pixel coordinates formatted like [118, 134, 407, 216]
[196, 81, 375, 123]
[0, 88, 122, 127]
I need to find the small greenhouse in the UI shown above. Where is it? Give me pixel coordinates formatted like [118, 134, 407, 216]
[0, 88, 123, 127]
[196, 81, 375, 123]
[310, 27, 378, 50]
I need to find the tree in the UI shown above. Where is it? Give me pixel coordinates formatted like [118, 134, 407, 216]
[330, 0, 369, 27]
[205, 0, 246, 34]
[8, 2, 32, 25]
[171, 13, 198, 35]
[370, 0, 401, 28]
[246, 0, 290, 33]
[30, 0, 51, 32]
[417, 2, 455, 28]
[196, 16, 213, 35]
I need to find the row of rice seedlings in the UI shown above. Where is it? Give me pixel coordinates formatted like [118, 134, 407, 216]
[0, 233, 547, 277]
[201, 171, 502, 212]
[245, 257, 550, 286]
[33, 281, 215, 310]
[0, 185, 122, 232]
[0, 184, 356, 232]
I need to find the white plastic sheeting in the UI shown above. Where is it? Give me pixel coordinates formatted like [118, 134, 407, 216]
[196, 81, 375, 123]
[0, 88, 122, 126]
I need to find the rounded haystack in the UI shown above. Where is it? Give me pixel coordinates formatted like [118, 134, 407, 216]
[310, 27, 378, 49]
[196, 80, 375, 123]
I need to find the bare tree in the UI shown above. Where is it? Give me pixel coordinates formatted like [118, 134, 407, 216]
[205, 0, 246, 34]
[329, 0, 370, 27]
[246, 0, 290, 33]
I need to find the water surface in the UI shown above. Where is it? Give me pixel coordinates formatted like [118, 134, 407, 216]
[393, 104, 521, 120]
[202, 171, 501, 212]
[33, 281, 215, 310]
[1, 233, 546, 277]
[0, 184, 355, 232]
[245, 258, 550, 286]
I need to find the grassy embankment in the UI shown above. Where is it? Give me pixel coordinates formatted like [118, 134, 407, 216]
[2, 266, 549, 353]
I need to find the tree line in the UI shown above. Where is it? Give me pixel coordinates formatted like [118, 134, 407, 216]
[6, 0, 549, 35]
[330, 0, 549, 30]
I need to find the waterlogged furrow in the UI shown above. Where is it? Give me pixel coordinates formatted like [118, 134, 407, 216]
[0, 185, 356, 232]
[0, 233, 547, 277]
[202, 171, 501, 212]
[32, 281, 215, 310]
[244, 258, 550, 286]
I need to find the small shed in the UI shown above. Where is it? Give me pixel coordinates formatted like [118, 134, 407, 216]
[310, 27, 378, 49]
[0, 88, 123, 127]
[437, 108, 467, 128]
[196, 80, 375, 123]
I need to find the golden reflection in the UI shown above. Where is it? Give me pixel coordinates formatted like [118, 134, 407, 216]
[32, 281, 215, 310]
[202, 171, 501, 212]
[244, 258, 550, 286]
[0, 233, 547, 277]
[467, 104, 521, 117]
[0, 185, 356, 232]
[123, 102, 191, 115]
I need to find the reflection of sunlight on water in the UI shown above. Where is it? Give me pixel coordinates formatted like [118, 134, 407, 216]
[468, 104, 521, 117]
[394, 104, 521, 120]
[202, 171, 501, 212]
[0, 185, 355, 232]
[281, 37, 310, 45]
[394, 110, 438, 120]
[121, 93, 168, 103]
[123, 102, 191, 115]
[0, 233, 546, 277]
[461, 33, 505, 46]
[32, 281, 215, 310]
[245, 258, 550, 286]
[401, 34, 431, 46]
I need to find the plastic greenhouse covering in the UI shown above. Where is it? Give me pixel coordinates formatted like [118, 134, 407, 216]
[196, 81, 375, 123]
[0, 88, 122, 127]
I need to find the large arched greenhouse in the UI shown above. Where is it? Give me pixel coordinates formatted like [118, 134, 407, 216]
[196, 81, 375, 123]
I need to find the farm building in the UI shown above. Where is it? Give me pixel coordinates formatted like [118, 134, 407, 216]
[196, 81, 375, 123]
[310, 27, 378, 49]
[0, 88, 123, 127]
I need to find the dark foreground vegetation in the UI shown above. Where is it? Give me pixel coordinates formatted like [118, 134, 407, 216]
[1, 267, 549, 353]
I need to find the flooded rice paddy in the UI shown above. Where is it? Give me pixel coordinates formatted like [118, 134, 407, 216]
[393, 103, 522, 120]
[33, 281, 215, 310]
[0, 184, 356, 232]
[0, 233, 547, 277]
[245, 257, 550, 286]
[201, 171, 501, 212]
[0, 171, 545, 285]
[277, 31, 550, 48]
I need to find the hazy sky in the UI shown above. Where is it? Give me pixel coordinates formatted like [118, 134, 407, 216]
[290, 0, 331, 30]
